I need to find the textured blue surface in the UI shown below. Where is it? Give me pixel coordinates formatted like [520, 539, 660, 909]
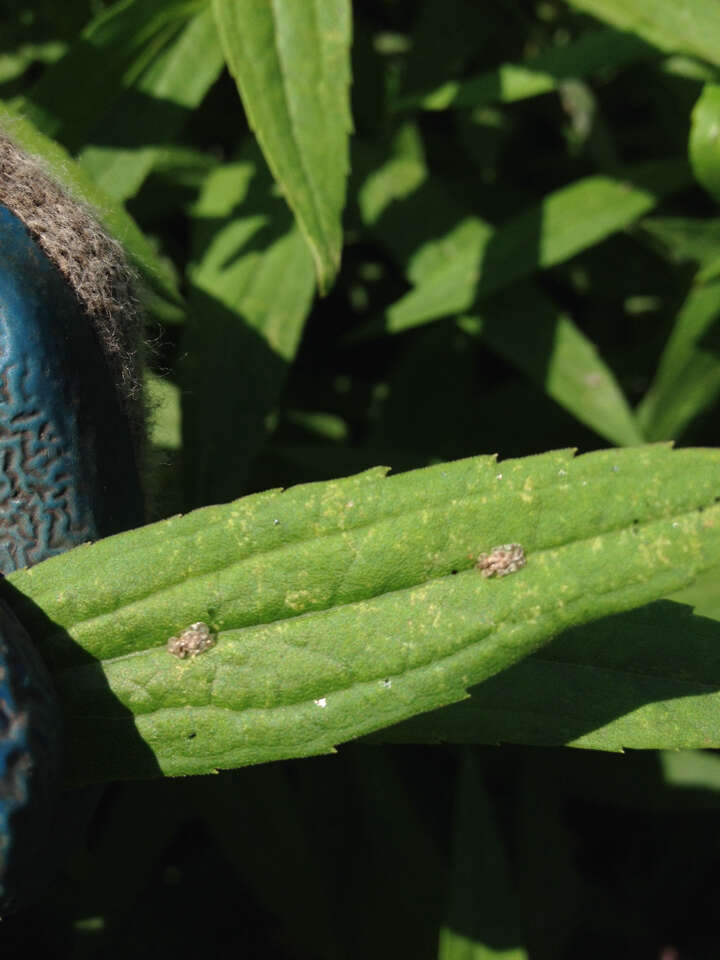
[0, 205, 142, 569]
[0, 205, 143, 913]
[0, 599, 61, 915]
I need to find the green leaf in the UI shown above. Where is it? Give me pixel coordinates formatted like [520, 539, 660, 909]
[358, 142, 645, 445]
[4, 445, 720, 784]
[638, 216, 720, 268]
[689, 83, 720, 203]
[458, 286, 644, 446]
[661, 54, 720, 84]
[670, 561, 720, 620]
[286, 410, 349, 442]
[145, 372, 183, 521]
[399, 0, 493, 100]
[515, 755, 579, 958]
[195, 764, 341, 959]
[661, 749, 720, 791]
[636, 215, 720, 284]
[700, 254, 720, 283]
[379, 159, 691, 335]
[16, 0, 223, 203]
[54, 779, 194, 925]
[0, 40, 66, 87]
[146, 371, 181, 451]
[182, 143, 316, 505]
[337, 751, 448, 958]
[77, 5, 225, 201]
[379, 601, 720, 752]
[399, 27, 655, 111]
[212, 0, 352, 293]
[438, 752, 529, 960]
[636, 279, 720, 439]
[0, 104, 182, 315]
[565, 0, 720, 67]
[515, 749, 720, 813]
[16, 0, 205, 150]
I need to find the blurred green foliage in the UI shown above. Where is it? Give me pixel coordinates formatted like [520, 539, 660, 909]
[3, 0, 720, 956]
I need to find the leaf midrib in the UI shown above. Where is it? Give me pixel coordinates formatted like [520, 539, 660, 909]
[59, 502, 719, 718]
[39, 474, 715, 645]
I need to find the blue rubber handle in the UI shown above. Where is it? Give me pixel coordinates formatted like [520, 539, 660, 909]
[0, 205, 142, 566]
[0, 204, 143, 913]
[0, 597, 62, 914]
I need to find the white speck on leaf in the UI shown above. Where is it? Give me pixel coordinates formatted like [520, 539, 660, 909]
[273, 518, 280, 526]
[496, 473, 503, 480]
[380, 679, 392, 689]
[314, 697, 328, 708]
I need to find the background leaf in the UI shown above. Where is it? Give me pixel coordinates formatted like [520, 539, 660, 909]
[458, 289, 643, 446]
[399, 27, 655, 112]
[76, 5, 225, 202]
[636, 278, 720, 440]
[565, 0, 720, 67]
[378, 160, 691, 335]
[379, 601, 720, 752]
[689, 83, 720, 203]
[212, 0, 352, 292]
[357, 135, 642, 445]
[14, 0, 207, 147]
[182, 141, 316, 505]
[438, 752, 529, 960]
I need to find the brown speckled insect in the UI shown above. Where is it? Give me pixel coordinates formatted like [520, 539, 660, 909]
[167, 622, 216, 659]
[475, 543, 526, 578]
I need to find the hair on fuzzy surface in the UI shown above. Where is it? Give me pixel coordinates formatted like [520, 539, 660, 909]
[0, 133, 144, 448]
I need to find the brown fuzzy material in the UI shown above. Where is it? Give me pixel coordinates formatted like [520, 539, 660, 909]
[0, 134, 144, 449]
